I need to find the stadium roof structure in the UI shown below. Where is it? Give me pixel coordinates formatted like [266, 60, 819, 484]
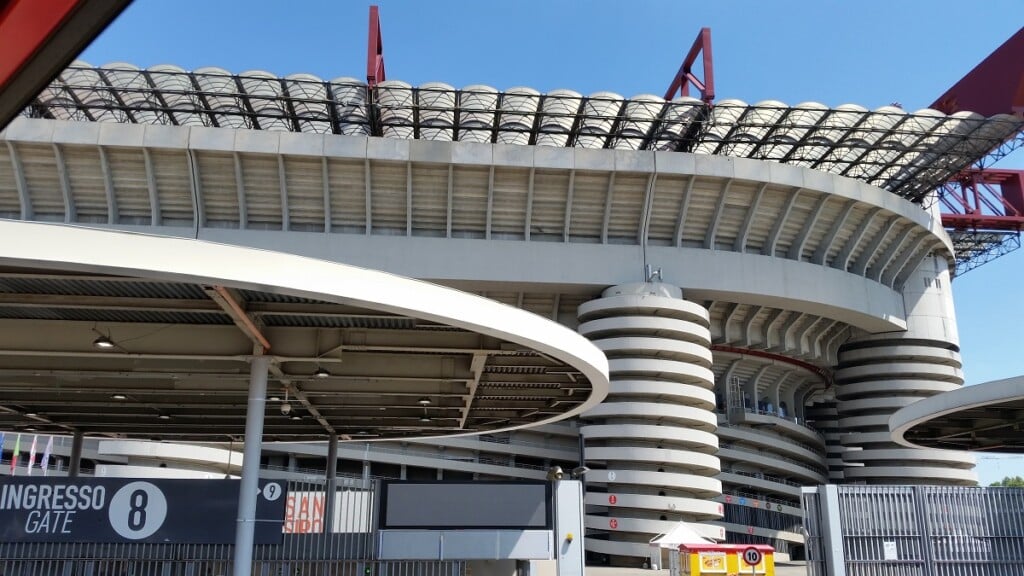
[0, 221, 608, 442]
[890, 375, 1024, 453]
[25, 62, 1024, 208]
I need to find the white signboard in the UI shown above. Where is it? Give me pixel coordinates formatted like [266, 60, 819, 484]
[883, 540, 898, 561]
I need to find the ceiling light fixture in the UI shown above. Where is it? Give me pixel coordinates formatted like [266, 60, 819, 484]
[268, 395, 281, 402]
[419, 415, 431, 423]
[290, 415, 302, 421]
[314, 367, 331, 379]
[158, 414, 171, 420]
[92, 335, 116, 350]
[417, 397, 431, 406]
[111, 394, 127, 400]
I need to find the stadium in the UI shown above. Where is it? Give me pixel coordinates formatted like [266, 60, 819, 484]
[0, 7, 1022, 567]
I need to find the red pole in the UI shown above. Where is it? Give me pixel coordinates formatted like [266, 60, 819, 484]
[366, 5, 385, 87]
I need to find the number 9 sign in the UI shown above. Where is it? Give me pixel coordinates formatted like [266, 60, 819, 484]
[108, 481, 168, 539]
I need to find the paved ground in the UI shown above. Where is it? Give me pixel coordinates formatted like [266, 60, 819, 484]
[587, 562, 808, 576]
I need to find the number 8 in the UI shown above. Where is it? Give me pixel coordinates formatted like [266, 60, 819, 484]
[128, 489, 148, 531]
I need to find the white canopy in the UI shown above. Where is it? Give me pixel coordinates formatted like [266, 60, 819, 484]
[649, 521, 717, 549]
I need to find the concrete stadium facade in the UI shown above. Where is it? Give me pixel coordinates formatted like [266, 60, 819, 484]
[1, 66, 1003, 563]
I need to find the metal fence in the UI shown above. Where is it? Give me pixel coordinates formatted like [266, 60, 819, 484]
[0, 476, 465, 576]
[802, 484, 1024, 576]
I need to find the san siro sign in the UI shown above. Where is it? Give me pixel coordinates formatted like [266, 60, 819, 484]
[0, 478, 286, 544]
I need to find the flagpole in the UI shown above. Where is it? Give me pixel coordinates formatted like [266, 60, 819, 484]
[41, 435, 53, 476]
[10, 433, 21, 476]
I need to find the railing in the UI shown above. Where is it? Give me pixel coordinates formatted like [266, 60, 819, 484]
[720, 489, 799, 510]
[719, 443, 827, 479]
[352, 442, 550, 472]
[725, 468, 803, 488]
[717, 418, 824, 455]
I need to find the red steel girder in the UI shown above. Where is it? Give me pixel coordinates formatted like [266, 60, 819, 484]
[664, 27, 715, 104]
[931, 27, 1024, 117]
[940, 169, 1024, 232]
[711, 344, 832, 385]
[0, 0, 132, 130]
[366, 5, 386, 87]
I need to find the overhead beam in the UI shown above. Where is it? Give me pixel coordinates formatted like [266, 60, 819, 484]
[0, 0, 132, 130]
[931, 27, 1024, 117]
[459, 353, 489, 429]
[204, 285, 271, 353]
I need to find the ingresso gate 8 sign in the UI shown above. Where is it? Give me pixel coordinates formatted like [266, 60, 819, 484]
[0, 478, 286, 544]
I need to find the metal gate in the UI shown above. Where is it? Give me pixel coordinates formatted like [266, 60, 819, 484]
[0, 477, 466, 576]
[802, 484, 1024, 576]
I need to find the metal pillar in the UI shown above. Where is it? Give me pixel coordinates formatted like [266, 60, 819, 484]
[819, 485, 847, 576]
[554, 479, 585, 576]
[232, 355, 270, 576]
[68, 430, 83, 477]
[323, 431, 338, 533]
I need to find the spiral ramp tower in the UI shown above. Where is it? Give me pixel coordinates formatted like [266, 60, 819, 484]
[576, 283, 723, 564]
[835, 255, 977, 485]
[805, 398, 846, 482]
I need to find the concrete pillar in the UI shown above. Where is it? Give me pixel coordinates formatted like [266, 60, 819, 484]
[68, 430, 84, 477]
[577, 282, 722, 564]
[232, 355, 270, 576]
[835, 256, 975, 484]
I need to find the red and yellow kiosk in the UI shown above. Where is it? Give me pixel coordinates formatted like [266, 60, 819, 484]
[679, 543, 775, 576]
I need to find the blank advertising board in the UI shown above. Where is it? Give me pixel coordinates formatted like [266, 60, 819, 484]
[380, 481, 550, 530]
[0, 477, 286, 544]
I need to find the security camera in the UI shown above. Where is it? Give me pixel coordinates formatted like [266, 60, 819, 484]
[546, 466, 565, 481]
[571, 466, 591, 479]
[280, 402, 293, 416]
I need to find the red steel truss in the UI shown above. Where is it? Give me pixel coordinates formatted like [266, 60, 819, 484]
[664, 27, 715, 104]
[932, 27, 1024, 274]
[366, 5, 386, 87]
[940, 169, 1024, 232]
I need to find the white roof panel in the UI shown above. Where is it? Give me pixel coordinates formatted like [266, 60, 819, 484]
[26, 62, 1024, 203]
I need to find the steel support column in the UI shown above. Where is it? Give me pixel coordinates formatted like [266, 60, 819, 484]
[323, 431, 339, 533]
[67, 430, 83, 477]
[232, 355, 270, 576]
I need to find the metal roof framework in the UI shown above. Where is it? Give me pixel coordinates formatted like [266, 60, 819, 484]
[25, 63, 1024, 206]
[0, 267, 595, 442]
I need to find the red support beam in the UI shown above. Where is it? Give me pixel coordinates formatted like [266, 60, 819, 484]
[366, 5, 386, 88]
[931, 26, 1024, 117]
[0, 0, 132, 130]
[664, 27, 715, 104]
[940, 169, 1024, 232]
[711, 344, 832, 384]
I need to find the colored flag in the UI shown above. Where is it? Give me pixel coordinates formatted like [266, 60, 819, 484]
[10, 434, 20, 475]
[27, 435, 37, 476]
[40, 436, 53, 476]
[0, 432, 5, 464]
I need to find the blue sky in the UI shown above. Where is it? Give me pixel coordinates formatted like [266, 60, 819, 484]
[80, 1, 1024, 483]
